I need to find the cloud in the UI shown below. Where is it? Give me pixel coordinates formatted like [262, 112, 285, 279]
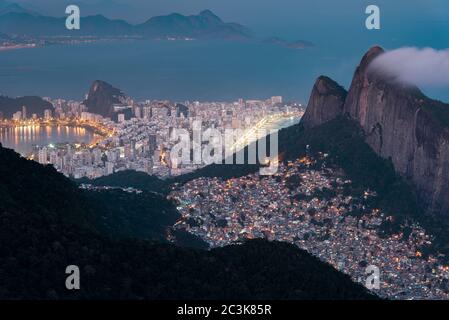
[369, 47, 449, 87]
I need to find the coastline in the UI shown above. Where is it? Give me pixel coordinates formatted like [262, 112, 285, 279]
[0, 121, 112, 157]
[0, 44, 37, 52]
[0, 119, 112, 136]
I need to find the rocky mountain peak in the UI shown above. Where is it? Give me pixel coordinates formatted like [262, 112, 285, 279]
[301, 76, 347, 129]
[199, 9, 221, 20]
[301, 46, 449, 216]
[358, 45, 384, 72]
[84, 80, 126, 118]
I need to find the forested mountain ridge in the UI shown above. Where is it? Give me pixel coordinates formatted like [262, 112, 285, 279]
[0, 143, 376, 299]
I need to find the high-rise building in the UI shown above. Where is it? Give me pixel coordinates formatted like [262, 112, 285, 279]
[271, 96, 283, 105]
[143, 106, 152, 120]
[143, 159, 153, 174]
[93, 148, 102, 164]
[21, 106, 27, 120]
[44, 109, 53, 120]
[106, 162, 114, 175]
[49, 151, 58, 165]
[148, 134, 157, 155]
[67, 145, 73, 157]
[12, 111, 22, 121]
[134, 106, 142, 119]
[38, 147, 48, 164]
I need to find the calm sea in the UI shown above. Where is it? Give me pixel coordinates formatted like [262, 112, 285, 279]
[0, 39, 448, 104]
[0, 125, 98, 156]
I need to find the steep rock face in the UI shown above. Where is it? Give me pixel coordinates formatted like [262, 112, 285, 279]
[84, 80, 126, 118]
[302, 76, 347, 129]
[303, 46, 449, 216]
[343, 46, 449, 215]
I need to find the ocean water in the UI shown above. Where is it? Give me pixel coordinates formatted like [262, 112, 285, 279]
[0, 36, 448, 104]
[0, 40, 330, 103]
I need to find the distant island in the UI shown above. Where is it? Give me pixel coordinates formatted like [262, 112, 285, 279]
[264, 37, 315, 50]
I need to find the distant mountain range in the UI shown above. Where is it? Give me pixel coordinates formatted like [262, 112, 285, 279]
[0, 0, 37, 16]
[0, 7, 252, 40]
[66, 0, 136, 21]
[0, 2, 316, 47]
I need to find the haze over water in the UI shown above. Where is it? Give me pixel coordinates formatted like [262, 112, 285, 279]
[0, 0, 448, 104]
[0, 40, 338, 103]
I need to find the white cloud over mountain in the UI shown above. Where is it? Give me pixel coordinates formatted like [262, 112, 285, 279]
[369, 47, 449, 87]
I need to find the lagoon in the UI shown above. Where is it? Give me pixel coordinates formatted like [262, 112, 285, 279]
[0, 125, 98, 156]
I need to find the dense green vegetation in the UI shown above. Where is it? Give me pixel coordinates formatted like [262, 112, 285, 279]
[281, 117, 421, 221]
[0, 144, 182, 245]
[78, 170, 170, 194]
[0, 143, 92, 227]
[84, 189, 179, 243]
[0, 144, 375, 299]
